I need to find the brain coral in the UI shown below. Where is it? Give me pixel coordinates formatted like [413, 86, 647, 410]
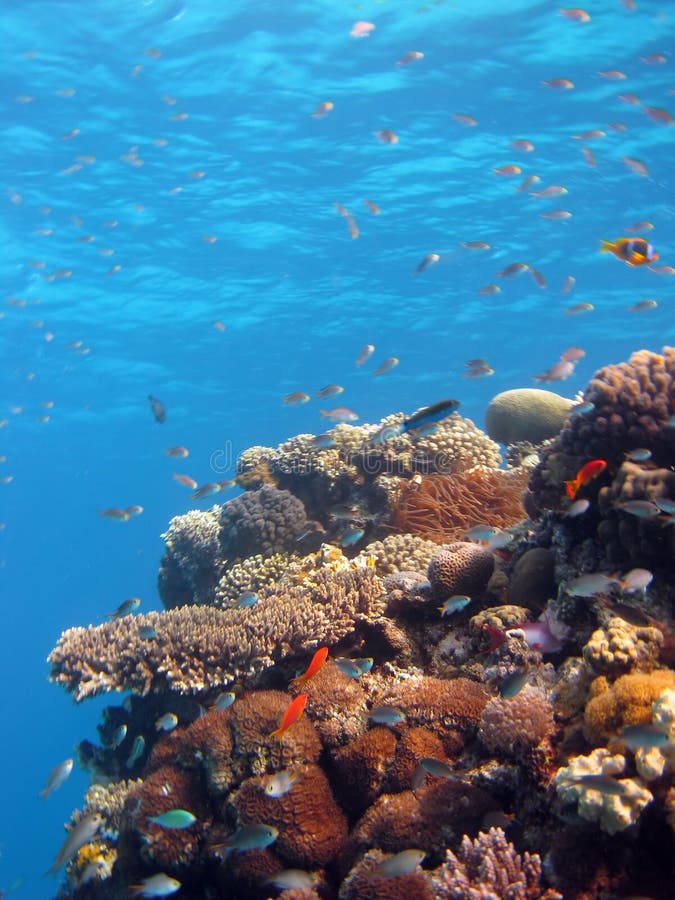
[218, 484, 309, 558]
[427, 542, 495, 601]
[390, 468, 528, 543]
[48, 567, 385, 700]
[485, 388, 575, 445]
[527, 347, 675, 514]
[357, 533, 441, 577]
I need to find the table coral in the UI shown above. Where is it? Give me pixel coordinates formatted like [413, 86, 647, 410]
[553, 748, 653, 835]
[48, 567, 385, 700]
[485, 387, 574, 446]
[583, 616, 663, 676]
[389, 468, 528, 543]
[430, 826, 563, 899]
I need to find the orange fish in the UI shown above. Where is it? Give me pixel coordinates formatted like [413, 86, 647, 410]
[648, 265, 675, 276]
[375, 129, 398, 144]
[627, 299, 657, 312]
[618, 93, 640, 105]
[363, 199, 380, 215]
[530, 268, 547, 288]
[350, 20, 375, 38]
[598, 70, 626, 80]
[573, 129, 605, 140]
[565, 459, 607, 499]
[600, 237, 658, 266]
[542, 78, 574, 89]
[345, 214, 359, 240]
[396, 50, 424, 66]
[581, 147, 596, 167]
[626, 221, 653, 232]
[270, 694, 308, 740]
[622, 156, 649, 177]
[516, 174, 540, 192]
[99, 507, 130, 522]
[564, 302, 593, 314]
[292, 647, 329, 686]
[641, 53, 666, 65]
[559, 8, 590, 22]
[531, 185, 567, 198]
[461, 241, 490, 250]
[414, 253, 440, 276]
[173, 474, 198, 489]
[493, 164, 521, 176]
[165, 446, 189, 458]
[452, 113, 478, 127]
[372, 356, 399, 376]
[498, 262, 529, 277]
[283, 392, 310, 405]
[511, 139, 534, 152]
[478, 283, 501, 295]
[643, 106, 674, 126]
[561, 275, 576, 293]
[355, 344, 375, 367]
[311, 101, 333, 118]
[539, 210, 572, 219]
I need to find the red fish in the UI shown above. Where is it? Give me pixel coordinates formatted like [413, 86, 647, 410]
[363, 199, 380, 215]
[292, 647, 329, 685]
[565, 459, 607, 499]
[375, 129, 398, 144]
[269, 694, 308, 740]
[600, 237, 657, 266]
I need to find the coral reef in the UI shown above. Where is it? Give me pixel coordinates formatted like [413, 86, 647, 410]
[583, 670, 675, 744]
[218, 484, 309, 559]
[49, 567, 385, 700]
[478, 686, 555, 758]
[583, 616, 663, 676]
[357, 533, 440, 577]
[389, 467, 528, 543]
[485, 388, 575, 445]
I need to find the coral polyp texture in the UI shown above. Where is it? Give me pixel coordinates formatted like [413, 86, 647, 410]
[48, 354, 675, 898]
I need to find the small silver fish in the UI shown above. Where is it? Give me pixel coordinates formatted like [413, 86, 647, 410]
[566, 573, 616, 597]
[369, 705, 406, 725]
[498, 669, 529, 698]
[39, 758, 74, 798]
[212, 691, 236, 710]
[107, 597, 141, 619]
[130, 873, 182, 897]
[126, 735, 145, 769]
[625, 448, 652, 462]
[563, 498, 590, 517]
[109, 724, 128, 748]
[213, 823, 279, 854]
[419, 757, 455, 779]
[265, 769, 298, 798]
[147, 809, 197, 829]
[374, 848, 426, 878]
[614, 499, 661, 518]
[155, 713, 178, 732]
[266, 869, 317, 891]
[45, 813, 104, 875]
[464, 524, 503, 541]
[438, 595, 471, 616]
[619, 724, 672, 751]
[339, 527, 365, 547]
[565, 774, 628, 795]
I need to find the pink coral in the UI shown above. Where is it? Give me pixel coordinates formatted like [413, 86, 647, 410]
[478, 686, 555, 756]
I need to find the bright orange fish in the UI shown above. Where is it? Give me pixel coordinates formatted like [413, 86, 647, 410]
[292, 647, 329, 686]
[600, 237, 658, 266]
[270, 694, 308, 741]
[363, 199, 380, 215]
[493, 164, 521, 176]
[565, 459, 607, 499]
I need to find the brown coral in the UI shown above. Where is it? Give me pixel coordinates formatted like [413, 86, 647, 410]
[48, 567, 385, 701]
[232, 763, 348, 867]
[427, 543, 495, 601]
[583, 669, 675, 743]
[295, 662, 368, 747]
[339, 849, 435, 900]
[380, 676, 489, 737]
[330, 727, 399, 816]
[389, 468, 528, 543]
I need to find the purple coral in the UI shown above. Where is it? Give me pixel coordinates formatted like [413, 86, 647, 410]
[432, 827, 562, 900]
[218, 484, 309, 558]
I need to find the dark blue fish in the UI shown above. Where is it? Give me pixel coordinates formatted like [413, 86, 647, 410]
[402, 399, 460, 433]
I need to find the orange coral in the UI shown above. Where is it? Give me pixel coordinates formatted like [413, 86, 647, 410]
[389, 467, 529, 542]
[331, 727, 398, 815]
[583, 670, 675, 744]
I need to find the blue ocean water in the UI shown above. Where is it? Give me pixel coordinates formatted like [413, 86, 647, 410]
[0, 0, 673, 895]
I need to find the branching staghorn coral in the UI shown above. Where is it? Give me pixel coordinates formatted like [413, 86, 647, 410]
[48, 567, 385, 701]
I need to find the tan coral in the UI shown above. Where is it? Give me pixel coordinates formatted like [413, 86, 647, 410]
[427, 542, 495, 600]
[582, 616, 663, 676]
[213, 551, 297, 609]
[48, 567, 385, 700]
[357, 533, 441, 578]
[553, 748, 653, 835]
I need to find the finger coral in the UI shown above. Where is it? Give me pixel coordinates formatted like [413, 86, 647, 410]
[430, 826, 563, 899]
[48, 567, 385, 700]
[389, 468, 528, 543]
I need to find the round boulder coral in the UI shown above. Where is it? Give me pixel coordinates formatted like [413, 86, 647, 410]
[427, 542, 494, 601]
[479, 686, 555, 756]
[485, 388, 574, 445]
[218, 485, 309, 559]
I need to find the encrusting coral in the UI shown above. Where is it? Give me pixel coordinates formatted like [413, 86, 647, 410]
[48, 567, 385, 700]
[478, 686, 555, 758]
[427, 542, 495, 601]
[583, 616, 663, 676]
[389, 467, 528, 543]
